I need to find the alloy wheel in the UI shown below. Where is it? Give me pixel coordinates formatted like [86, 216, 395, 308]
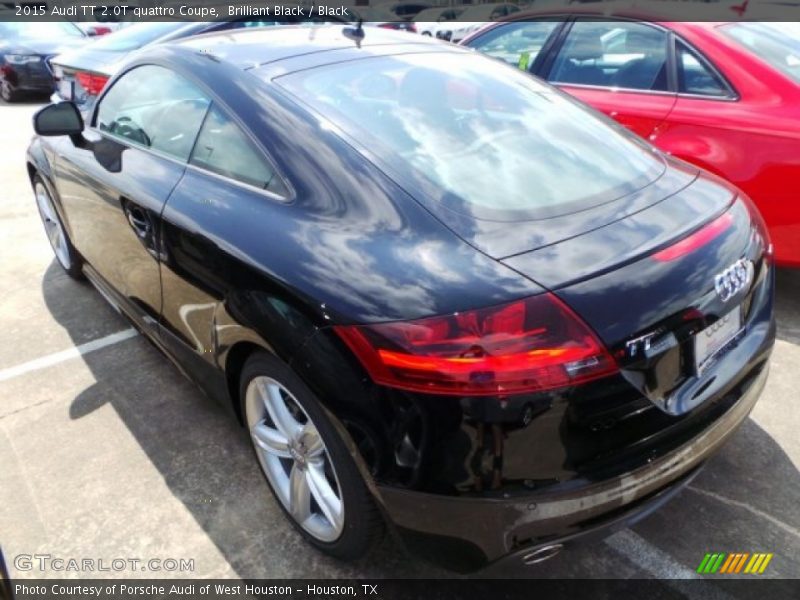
[34, 182, 72, 270]
[245, 376, 345, 542]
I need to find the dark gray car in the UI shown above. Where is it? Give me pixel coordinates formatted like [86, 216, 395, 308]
[0, 19, 88, 102]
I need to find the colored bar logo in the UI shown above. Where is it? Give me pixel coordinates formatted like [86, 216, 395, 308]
[697, 552, 773, 574]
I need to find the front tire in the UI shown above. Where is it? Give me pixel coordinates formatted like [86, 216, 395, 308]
[0, 77, 21, 102]
[33, 174, 83, 279]
[241, 351, 383, 560]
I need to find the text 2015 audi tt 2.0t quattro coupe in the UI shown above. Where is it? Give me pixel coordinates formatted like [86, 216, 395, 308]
[27, 26, 775, 572]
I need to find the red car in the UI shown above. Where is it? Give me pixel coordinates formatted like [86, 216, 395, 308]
[462, 14, 800, 267]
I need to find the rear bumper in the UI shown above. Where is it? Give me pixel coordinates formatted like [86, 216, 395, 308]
[378, 363, 769, 572]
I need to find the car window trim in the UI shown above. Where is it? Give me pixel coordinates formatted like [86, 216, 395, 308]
[187, 101, 289, 200]
[465, 18, 570, 74]
[537, 16, 740, 101]
[552, 81, 677, 97]
[543, 17, 675, 95]
[671, 34, 740, 101]
[91, 62, 294, 203]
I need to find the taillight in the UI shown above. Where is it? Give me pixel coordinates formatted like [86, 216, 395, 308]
[334, 294, 617, 397]
[76, 71, 109, 96]
[652, 211, 733, 262]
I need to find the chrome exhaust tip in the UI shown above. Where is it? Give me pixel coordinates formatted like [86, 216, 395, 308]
[521, 544, 564, 565]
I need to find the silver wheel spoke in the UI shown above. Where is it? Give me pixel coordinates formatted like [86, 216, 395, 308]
[260, 379, 302, 440]
[38, 195, 56, 222]
[299, 423, 324, 458]
[306, 460, 344, 532]
[245, 376, 344, 542]
[47, 224, 60, 247]
[289, 464, 312, 523]
[35, 184, 71, 270]
[251, 423, 291, 459]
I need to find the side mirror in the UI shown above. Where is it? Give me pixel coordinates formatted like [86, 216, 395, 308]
[33, 102, 84, 138]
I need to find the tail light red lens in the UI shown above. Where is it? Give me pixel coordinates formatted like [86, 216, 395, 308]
[76, 72, 110, 96]
[652, 211, 734, 262]
[334, 294, 617, 397]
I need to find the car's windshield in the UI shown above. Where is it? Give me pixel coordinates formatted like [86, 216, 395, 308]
[275, 53, 663, 218]
[721, 22, 800, 84]
[89, 22, 190, 51]
[0, 21, 84, 39]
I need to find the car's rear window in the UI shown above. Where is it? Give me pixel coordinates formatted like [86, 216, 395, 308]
[273, 52, 663, 218]
[721, 22, 800, 85]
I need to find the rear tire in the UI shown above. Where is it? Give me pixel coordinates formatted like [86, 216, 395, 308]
[33, 174, 83, 279]
[240, 351, 384, 560]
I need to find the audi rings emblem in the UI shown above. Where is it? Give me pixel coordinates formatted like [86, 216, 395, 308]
[714, 259, 753, 302]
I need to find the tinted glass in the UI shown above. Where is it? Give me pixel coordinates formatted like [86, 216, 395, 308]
[551, 21, 668, 91]
[276, 53, 662, 217]
[676, 41, 730, 96]
[721, 22, 800, 84]
[191, 105, 287, 196]
[89, 22, 187, 51]
[96, 65, 210, 161]
[468, 21, 560, 71]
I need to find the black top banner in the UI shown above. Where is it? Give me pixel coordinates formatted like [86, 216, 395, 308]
[1, 0, 800, 23]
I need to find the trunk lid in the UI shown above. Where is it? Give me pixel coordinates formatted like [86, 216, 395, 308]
[502, 172, 770, 415]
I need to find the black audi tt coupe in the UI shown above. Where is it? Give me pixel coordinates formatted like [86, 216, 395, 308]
[27, 25, 775, 572]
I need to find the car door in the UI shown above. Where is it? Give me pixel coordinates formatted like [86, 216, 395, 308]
[54, 64, 210, 334]
[157, 103, 290, 389]
[654, 38, 740, 169]
[543, 19, 677, 140]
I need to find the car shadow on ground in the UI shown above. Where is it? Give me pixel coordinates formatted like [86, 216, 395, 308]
[0, 93, 50, 107]
[41, 261, 799, 581]
[775, 267, 800, 345]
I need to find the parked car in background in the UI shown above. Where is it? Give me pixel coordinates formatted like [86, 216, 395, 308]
[52, 14, 346, 110]
[73, 21, 127, 37]
[0, 18, 88, 102]
[345, 5, 419, 31]
[438, 3, 521, 42]
[413, 6, 464, 37]
[380, 1, 433, 20]
[28, 26, 774, 572]
[463, 13, 800, 266]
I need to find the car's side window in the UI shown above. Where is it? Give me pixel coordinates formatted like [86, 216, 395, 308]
[676, 41, 731, 97]
[550, 21, 669, 91]
[468, 21, 561, 71]
[190, 104, 288, 197]
[95, 65, 210, 161]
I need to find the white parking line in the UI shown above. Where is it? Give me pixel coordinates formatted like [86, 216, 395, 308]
[605, 530, 735, 599]
[0, 328, 138, 383]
